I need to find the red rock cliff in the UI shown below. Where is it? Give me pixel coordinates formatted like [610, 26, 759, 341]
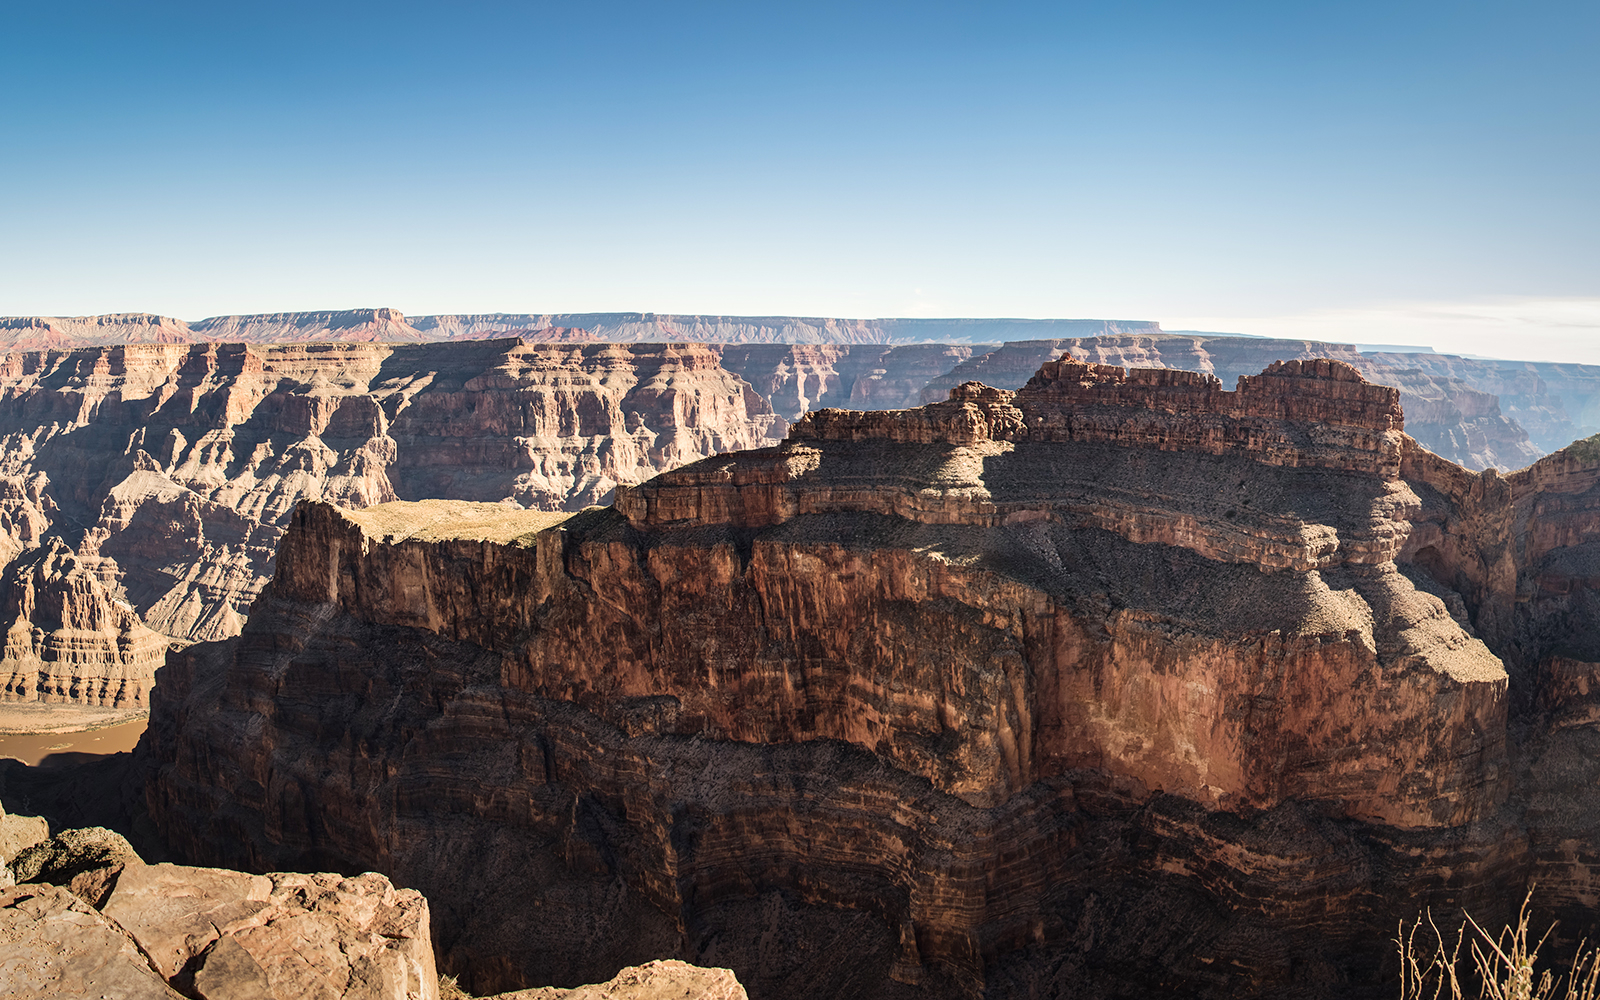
[140, 357, 1569, 1000]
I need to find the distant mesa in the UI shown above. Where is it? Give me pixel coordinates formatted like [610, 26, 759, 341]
[0, 310, 1166, 349]
[0, 309, 607, 350]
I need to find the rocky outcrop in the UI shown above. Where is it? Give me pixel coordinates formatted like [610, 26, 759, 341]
[4, 830, 437, 1000]
[0, 882, 184, 999]
[145, 356, 1571, 999]
[916, 335, 1569, 472]
[487, 960, 747, 1000]
[0, 800, 48, 865]
[2, 819, 746, 1000]
[917, 336, 1372, 403]
[13, 827, 144, 907]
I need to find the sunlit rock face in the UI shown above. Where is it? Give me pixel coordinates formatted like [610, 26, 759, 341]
[138, 356, 1600, 1000]
[919, 334, 1600, 472]
[0, 339, 782, 717]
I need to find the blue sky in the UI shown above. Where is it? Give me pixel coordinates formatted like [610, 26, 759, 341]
[3, 1, 1598, 360]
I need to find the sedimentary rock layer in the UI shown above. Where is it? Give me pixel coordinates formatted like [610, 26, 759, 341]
[0, 540, 169, 708]
[143, 356, 1586, 999]
[920, 335, 1564, 471]
[0, 312, 1163, 350]
[0, 339, 781, 713]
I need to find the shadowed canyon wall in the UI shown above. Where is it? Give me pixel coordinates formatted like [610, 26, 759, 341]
[140, 356, 1600, 998]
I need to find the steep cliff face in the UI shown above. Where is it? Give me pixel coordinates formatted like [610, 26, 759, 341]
[0, 340, 781, 718]
[714, 344, 992, 419]
[1364, 352, 1600, 456]
[0, 312, 1163, 349]
[916, 335, 1574, 472]
[0, 540, 168, 709]
[146, 356, 1581, 999]
[409, 315, 1160, 346]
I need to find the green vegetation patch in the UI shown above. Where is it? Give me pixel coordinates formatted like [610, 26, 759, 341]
[1564, 433, 1600, 464]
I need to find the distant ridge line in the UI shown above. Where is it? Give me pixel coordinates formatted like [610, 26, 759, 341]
[0, 309, 1169, 348]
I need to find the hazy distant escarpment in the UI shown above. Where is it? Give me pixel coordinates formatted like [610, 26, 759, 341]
[0, 309, 1164, 348]
[3, 309, 1594, 459]
[142, 355, 1600, 998]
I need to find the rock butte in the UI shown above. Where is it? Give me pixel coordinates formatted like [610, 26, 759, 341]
[136, 355, 1600, 998]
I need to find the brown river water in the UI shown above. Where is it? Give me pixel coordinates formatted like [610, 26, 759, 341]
[0, 717, 149, 766]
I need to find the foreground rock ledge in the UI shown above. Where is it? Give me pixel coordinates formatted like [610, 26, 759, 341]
[1, 835, 436, 1000]
[142, 357, 1600, 998]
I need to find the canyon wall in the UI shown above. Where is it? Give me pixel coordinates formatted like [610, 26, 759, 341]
[141, 355, 1600, 999]
[3, 313, 1590, 461]
[920, 335, 1551, 471]
[714, 344, 994, 417]
[0, 330, 1586, 723]
[0, 312, 1162, 350]
[0, 340, 781, 710]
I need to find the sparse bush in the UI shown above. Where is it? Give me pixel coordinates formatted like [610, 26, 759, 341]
[438, 972, 473, 1000]
[1398, 888, 1600, 1000]
[1563, 434, 1600, 464]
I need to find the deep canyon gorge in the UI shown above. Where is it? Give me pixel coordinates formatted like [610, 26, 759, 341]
[2, 319, 1600, 997]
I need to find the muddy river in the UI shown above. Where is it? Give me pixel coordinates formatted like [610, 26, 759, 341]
[0, 717, 149, 766]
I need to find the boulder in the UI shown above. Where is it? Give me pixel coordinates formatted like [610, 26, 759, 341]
[12, 825, 143, 907]
[0, 882, 182, 999]
[102, 863, 436, 1000]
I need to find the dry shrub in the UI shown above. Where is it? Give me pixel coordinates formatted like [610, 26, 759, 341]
[1398, 888, 1600, 1000]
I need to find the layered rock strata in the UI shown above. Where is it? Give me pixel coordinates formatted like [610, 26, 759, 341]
[919, 335, 1567, 471]
[0, 540, 169, 708]
[0, 312, 1164, 350]
[144, 356, 1567, 999]
[0, 339, 782, 715]
[715, 344, 993, 418]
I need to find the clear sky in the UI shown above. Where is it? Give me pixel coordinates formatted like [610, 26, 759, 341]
[3, 1, 1597, 361]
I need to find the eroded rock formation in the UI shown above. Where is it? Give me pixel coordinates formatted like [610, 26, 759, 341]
[919, 334, 1570, 471]
[714, 344, 993, 418]
[0, 540, 169, 709]
[0, 338, 782, 712]
[138, 354, 1600, 998]
[3, 828, 437, 1000]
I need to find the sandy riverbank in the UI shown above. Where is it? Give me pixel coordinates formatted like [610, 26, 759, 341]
[0, 703, 148, 735]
